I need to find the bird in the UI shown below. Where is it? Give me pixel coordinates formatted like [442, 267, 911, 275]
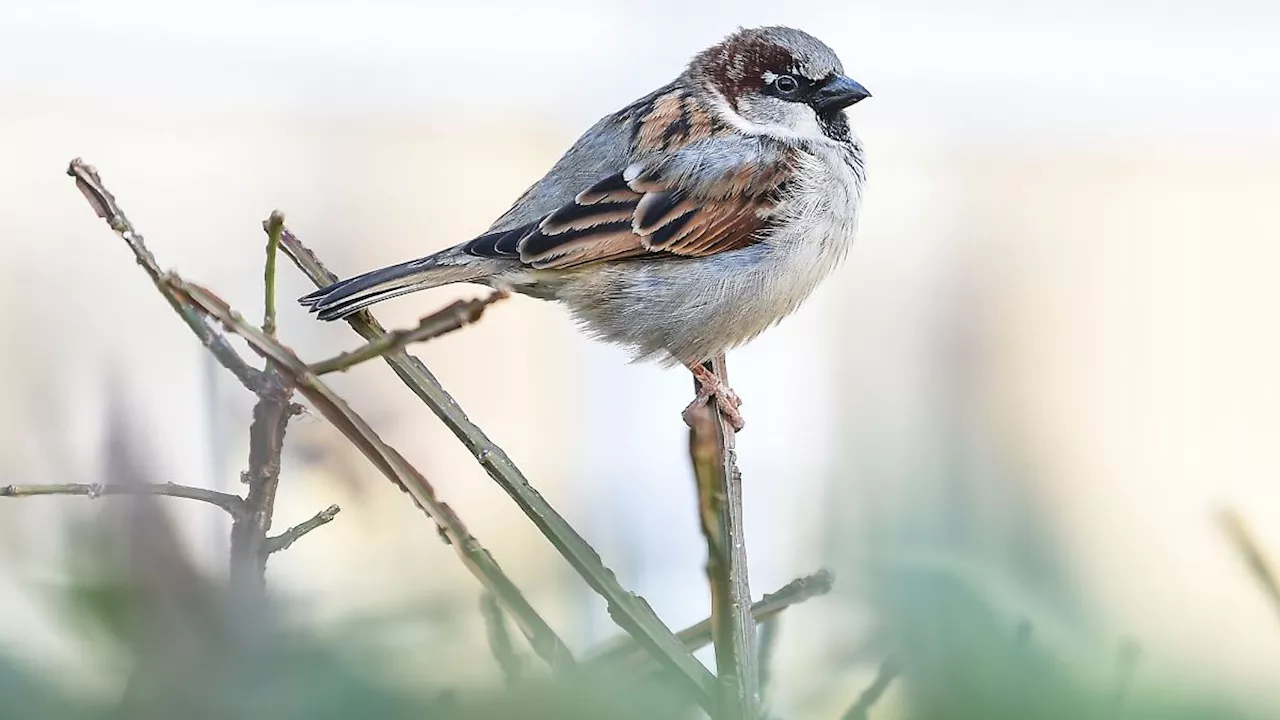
[300, 26, 870, 431]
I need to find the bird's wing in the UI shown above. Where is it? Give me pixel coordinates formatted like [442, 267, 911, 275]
[466, 88, 795, 269]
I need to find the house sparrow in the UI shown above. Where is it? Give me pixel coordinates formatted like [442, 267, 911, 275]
[301, 26, 869, 430]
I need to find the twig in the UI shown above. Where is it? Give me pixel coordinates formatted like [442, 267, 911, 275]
[480, 592, 524, 685]
[588, 569, 834, 670]
[66, 158, 265, 393]
[168, 275, 576, 672]
[0, 482, 244, 516]
[839, 657, 899, 720]
[688, 354, 758, 720]
[229, 369, 295, 596]
[264, 504, 341, 554]
[263, 211, 283, 337]
[277, 224, 717, 709]
[1218, 507, 1280, 624]
[309, 292, 507, 375]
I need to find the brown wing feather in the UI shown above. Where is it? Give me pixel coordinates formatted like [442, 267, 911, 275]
[516, 87, 792, 270]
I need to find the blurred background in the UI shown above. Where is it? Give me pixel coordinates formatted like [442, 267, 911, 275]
[2, 0, 1279, 717]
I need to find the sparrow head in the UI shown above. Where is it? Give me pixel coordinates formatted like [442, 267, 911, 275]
[689, 26, 870, 142]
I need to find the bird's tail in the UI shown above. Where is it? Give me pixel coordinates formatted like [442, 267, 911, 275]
[299, 250, 488, 321]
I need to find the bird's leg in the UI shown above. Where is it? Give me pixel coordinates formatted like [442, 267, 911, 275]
[683, 361, 745, 432]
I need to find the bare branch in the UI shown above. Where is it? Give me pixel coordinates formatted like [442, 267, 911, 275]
[276, 224, 716, 709]
[167, 275, 576, 672]
[480, 592, 524, 685]
[229, 370, 294, 595]
[588, 569, 833, 671]
[688, 354, 758, 719]
[839, 657, 899, 720]
[1, 482, 244, 517]
[66, 158, 265, 393]
[263, 210, 284, 337]
[309, 292, 508, 375]
[264, 504, 341, 554]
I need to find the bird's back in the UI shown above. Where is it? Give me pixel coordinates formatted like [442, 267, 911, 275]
[485, 83, 681, 234]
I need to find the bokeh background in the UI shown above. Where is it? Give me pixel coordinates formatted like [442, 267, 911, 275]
[2, 0, 1279, 717]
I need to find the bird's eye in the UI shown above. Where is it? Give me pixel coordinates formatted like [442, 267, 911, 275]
[772, 75, 799, 94]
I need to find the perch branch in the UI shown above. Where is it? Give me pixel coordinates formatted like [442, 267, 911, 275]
[587, 569, 833, 669]
[277, 224, 717, 709]
[167, 275, 576, 672]
[309, 292, 508, 375]
[264, 504, 342, 554]
[66, 158, 265, 393]
[688, 354, 758, 720]
[0, 482, 244, 517]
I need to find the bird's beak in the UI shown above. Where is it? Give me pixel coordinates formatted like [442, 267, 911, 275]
[813, 75, 871, 114]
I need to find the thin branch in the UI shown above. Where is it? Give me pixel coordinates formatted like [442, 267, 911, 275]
[263, 210, 284, 337]
[167, 275, 576, 673]
[839, 657, 899, 720]
[588, 569, 834, 670]
[276, 224, 717, 709]
[309, 292, 508, 375]
[1218, 507, 1280, 624]
[0, 482, 243, 517]
[66, 158, 265, 393]
[264, 504, 341, 554]
[689, 354, 758, 720]
[480, 592, 525, 685]
[229, 370, 294, 596]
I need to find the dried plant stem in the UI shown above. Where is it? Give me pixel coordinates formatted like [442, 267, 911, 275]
[688, 358, 759, 720]
[66, 162, 333, 600]
[308, 292, 507, 375]
[264, 504, 342, 554]
[169, 277, 576, 672]
[0, 482, 244, 516]
[277, 225, 717, 709]
[66, 158, 265, 393]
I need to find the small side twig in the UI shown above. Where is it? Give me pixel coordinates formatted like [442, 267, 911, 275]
[0, 482, 244, 517]
[839, 657, 899, 720]
[688, 354, 758, 720]
[309, 292, 508, 375]
[480, 592, 525, 685]
[277, 224, 716, 709]
[264, 504, 341, 554]
[66, 158, 264, 393]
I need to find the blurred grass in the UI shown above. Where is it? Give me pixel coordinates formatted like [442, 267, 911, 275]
[2, 504, 1274, 720]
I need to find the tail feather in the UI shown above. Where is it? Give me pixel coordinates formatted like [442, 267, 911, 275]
[299, 252, 485, 321]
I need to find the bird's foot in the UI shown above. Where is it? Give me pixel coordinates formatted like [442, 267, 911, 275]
[683, 364, 745, 432]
